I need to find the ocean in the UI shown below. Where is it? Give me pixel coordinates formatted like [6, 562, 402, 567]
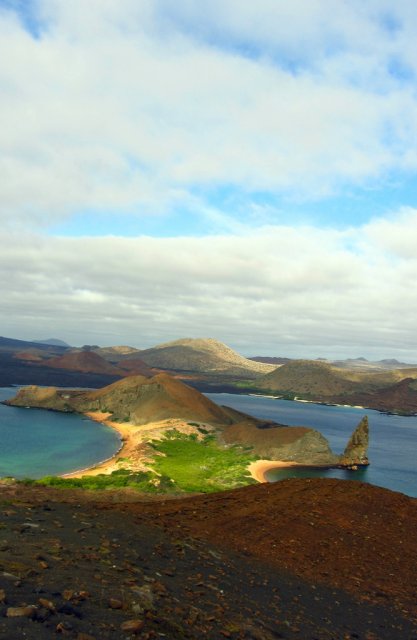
[207, 393, 417, 498]
[0, 387, 120, 479]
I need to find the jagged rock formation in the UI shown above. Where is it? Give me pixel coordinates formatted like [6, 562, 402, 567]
[339, 416, 369, 467]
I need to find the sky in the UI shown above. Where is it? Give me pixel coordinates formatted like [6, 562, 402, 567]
[1, 0, 417, 360]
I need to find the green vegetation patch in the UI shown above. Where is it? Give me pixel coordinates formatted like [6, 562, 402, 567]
[149, 430, 257, 493]
[19, 432, 257, 494]
[23, 469, 177, 493]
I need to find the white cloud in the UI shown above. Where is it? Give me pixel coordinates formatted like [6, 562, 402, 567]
[1, 1, 417, 229]
[362, 207, 417, 259]
[2, 209, 417, 358]
[1, 2, 417, 359]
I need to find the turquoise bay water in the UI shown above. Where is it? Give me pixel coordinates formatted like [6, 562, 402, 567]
[207, 393, 417, 498]
[0, 388, 121, 479]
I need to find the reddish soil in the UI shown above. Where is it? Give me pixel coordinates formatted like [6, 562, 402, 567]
[0, 479, 416, 639]
[45, 351, 125, 376]
[124, 479, 417, 621]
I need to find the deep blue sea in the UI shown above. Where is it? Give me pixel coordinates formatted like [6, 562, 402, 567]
[0, 387, 120, 479]
[207, 393, 417, 498]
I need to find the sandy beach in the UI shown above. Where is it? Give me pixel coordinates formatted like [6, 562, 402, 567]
[248, 459, 307, 483]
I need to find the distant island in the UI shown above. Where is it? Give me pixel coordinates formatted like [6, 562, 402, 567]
[249, 358, 417, 415]
[5, 373, 368, 492]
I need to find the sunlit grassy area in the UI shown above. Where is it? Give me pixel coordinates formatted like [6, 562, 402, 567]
[21, 430, 257, 494]
[149, 430, 257, 493]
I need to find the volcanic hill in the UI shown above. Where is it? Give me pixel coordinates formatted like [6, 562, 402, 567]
[136, 338, 276, 378]
[45, 350, 154, 379]
[0, 337, 124, 388]
[44, 351, 125, 376]
[6, 374, 243, 426]
[254, 358, 417, 413]
[257, 359, 368, 397]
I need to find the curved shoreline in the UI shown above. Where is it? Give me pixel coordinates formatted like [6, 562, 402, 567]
[248, 459, 346, 483]
[248, 459, 312, 483]
[61, 412, 135, 478]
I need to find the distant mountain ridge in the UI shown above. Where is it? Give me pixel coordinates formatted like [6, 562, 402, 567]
[46, 350, 155, 378]
[0, 336, 67, 353]
[249, 356, 292, 365]
[33, 338, 71, 347]
[2, 335, 417, 413]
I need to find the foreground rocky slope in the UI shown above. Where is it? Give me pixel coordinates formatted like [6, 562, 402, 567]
[0, 478, 415, 639]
